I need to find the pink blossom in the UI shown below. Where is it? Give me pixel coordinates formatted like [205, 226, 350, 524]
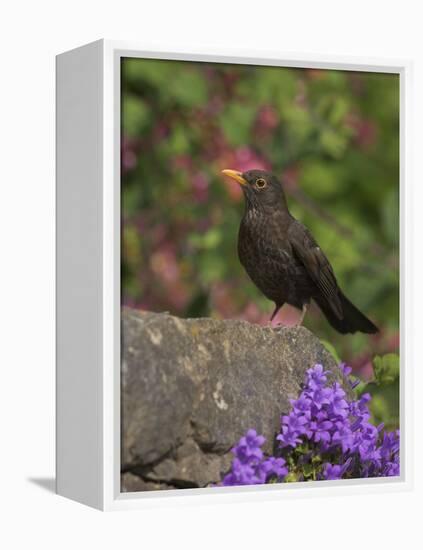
[191, 172, 209, 203]
[172, 155, 193, 170]
[210, 282, 238, 318]
[234, 146, 271, 172]
[281, 165, 300, 191]
[256, 105, 279, 131]
[121, 137, 137, 173]
[345, 113, 377, 150]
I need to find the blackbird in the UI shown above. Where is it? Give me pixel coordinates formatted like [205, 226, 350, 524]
[222, 169, 378, 334]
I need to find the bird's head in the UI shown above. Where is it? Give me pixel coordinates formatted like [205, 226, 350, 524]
[222, 169, 287, 210]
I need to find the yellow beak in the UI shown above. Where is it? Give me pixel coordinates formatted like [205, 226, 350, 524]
[221, 169, 247, 186]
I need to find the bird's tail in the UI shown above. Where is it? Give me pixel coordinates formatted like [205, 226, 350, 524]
[314, 291, 378, 335]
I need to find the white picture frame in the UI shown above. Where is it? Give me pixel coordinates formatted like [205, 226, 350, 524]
[56, 39, 413, 511]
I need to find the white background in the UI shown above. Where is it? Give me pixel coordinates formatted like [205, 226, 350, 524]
[1, 0, 422, 548]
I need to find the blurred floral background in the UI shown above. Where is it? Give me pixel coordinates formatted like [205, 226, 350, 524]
[121, 58, 399, 384]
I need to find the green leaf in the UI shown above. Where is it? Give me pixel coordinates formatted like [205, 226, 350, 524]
[302, 463, 314, 478]
[219, 103, 257, 146]
[122, 95, 150, 137]
[284, 472, 299, 483]
[198, 254, 225, 283]
[320, 128, 347, 158]
[166, 125, 190, 154]
[122, 58, 172, 87]
[299, 159, 342, 199]
[170, 70, 208, 107]
[188, 228, 222, 250]
[329, 96, 350, 125]
[320, 340, 341, 363]
[372, 354, 400, 385]
[281, 104, 313, 144]
[381, 188, 399, 246]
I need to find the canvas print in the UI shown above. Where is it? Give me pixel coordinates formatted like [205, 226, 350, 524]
[120, 57, 400, 492]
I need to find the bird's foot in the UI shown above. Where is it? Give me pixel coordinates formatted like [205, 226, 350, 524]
[296, 304, 309, 327]
[269, 318, 286, 330]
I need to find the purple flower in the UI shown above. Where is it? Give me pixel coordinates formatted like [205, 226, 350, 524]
[283, 412, 308, 433]
[309, 386, 333, 410]
[341, 362, 363, 390]
[277, 425, 303, 448]
[290, 394, 312, 415]
[245, 429, 266, 448]
[322, 463, 343, 480]
[260, 457, 288, 480]
[221, 363, 400, 487]
[350, 393, 372, 420]
[234, 429, 265, 463]
[308, 416, 333, 444]
[384, 461, 400, 476]
[339, 363, 352, 377]
[221, 429, 287, 486]
[380, 430, 400, 460]
[322, 458, 353, 480]
[306, 364, 329, 390]
[332, 421, 354, 453]
[327, 383, 349, 418]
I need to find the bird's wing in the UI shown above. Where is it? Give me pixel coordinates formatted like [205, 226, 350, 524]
[289, 221, 343, 319]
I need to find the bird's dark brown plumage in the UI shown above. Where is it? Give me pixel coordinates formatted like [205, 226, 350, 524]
[222, 169, 378, 335]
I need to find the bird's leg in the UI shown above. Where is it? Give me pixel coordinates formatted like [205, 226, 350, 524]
[269, 304, 283, 328]
[297, 303, 308, 326]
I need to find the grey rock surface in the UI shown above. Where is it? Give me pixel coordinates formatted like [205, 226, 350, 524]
[121, 307, 348, 491]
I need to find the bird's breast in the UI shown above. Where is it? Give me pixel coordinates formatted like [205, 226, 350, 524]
[237, 212, 311, 306]
[238, 212, 291, 263]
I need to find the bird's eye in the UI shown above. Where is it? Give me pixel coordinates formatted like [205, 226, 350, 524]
[256, 178, 267, 188]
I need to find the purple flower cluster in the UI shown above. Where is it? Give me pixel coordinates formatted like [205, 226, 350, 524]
[222, 429, 288, 486]
[221, 363, 400, 486]
[277, 364, 400, 479]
